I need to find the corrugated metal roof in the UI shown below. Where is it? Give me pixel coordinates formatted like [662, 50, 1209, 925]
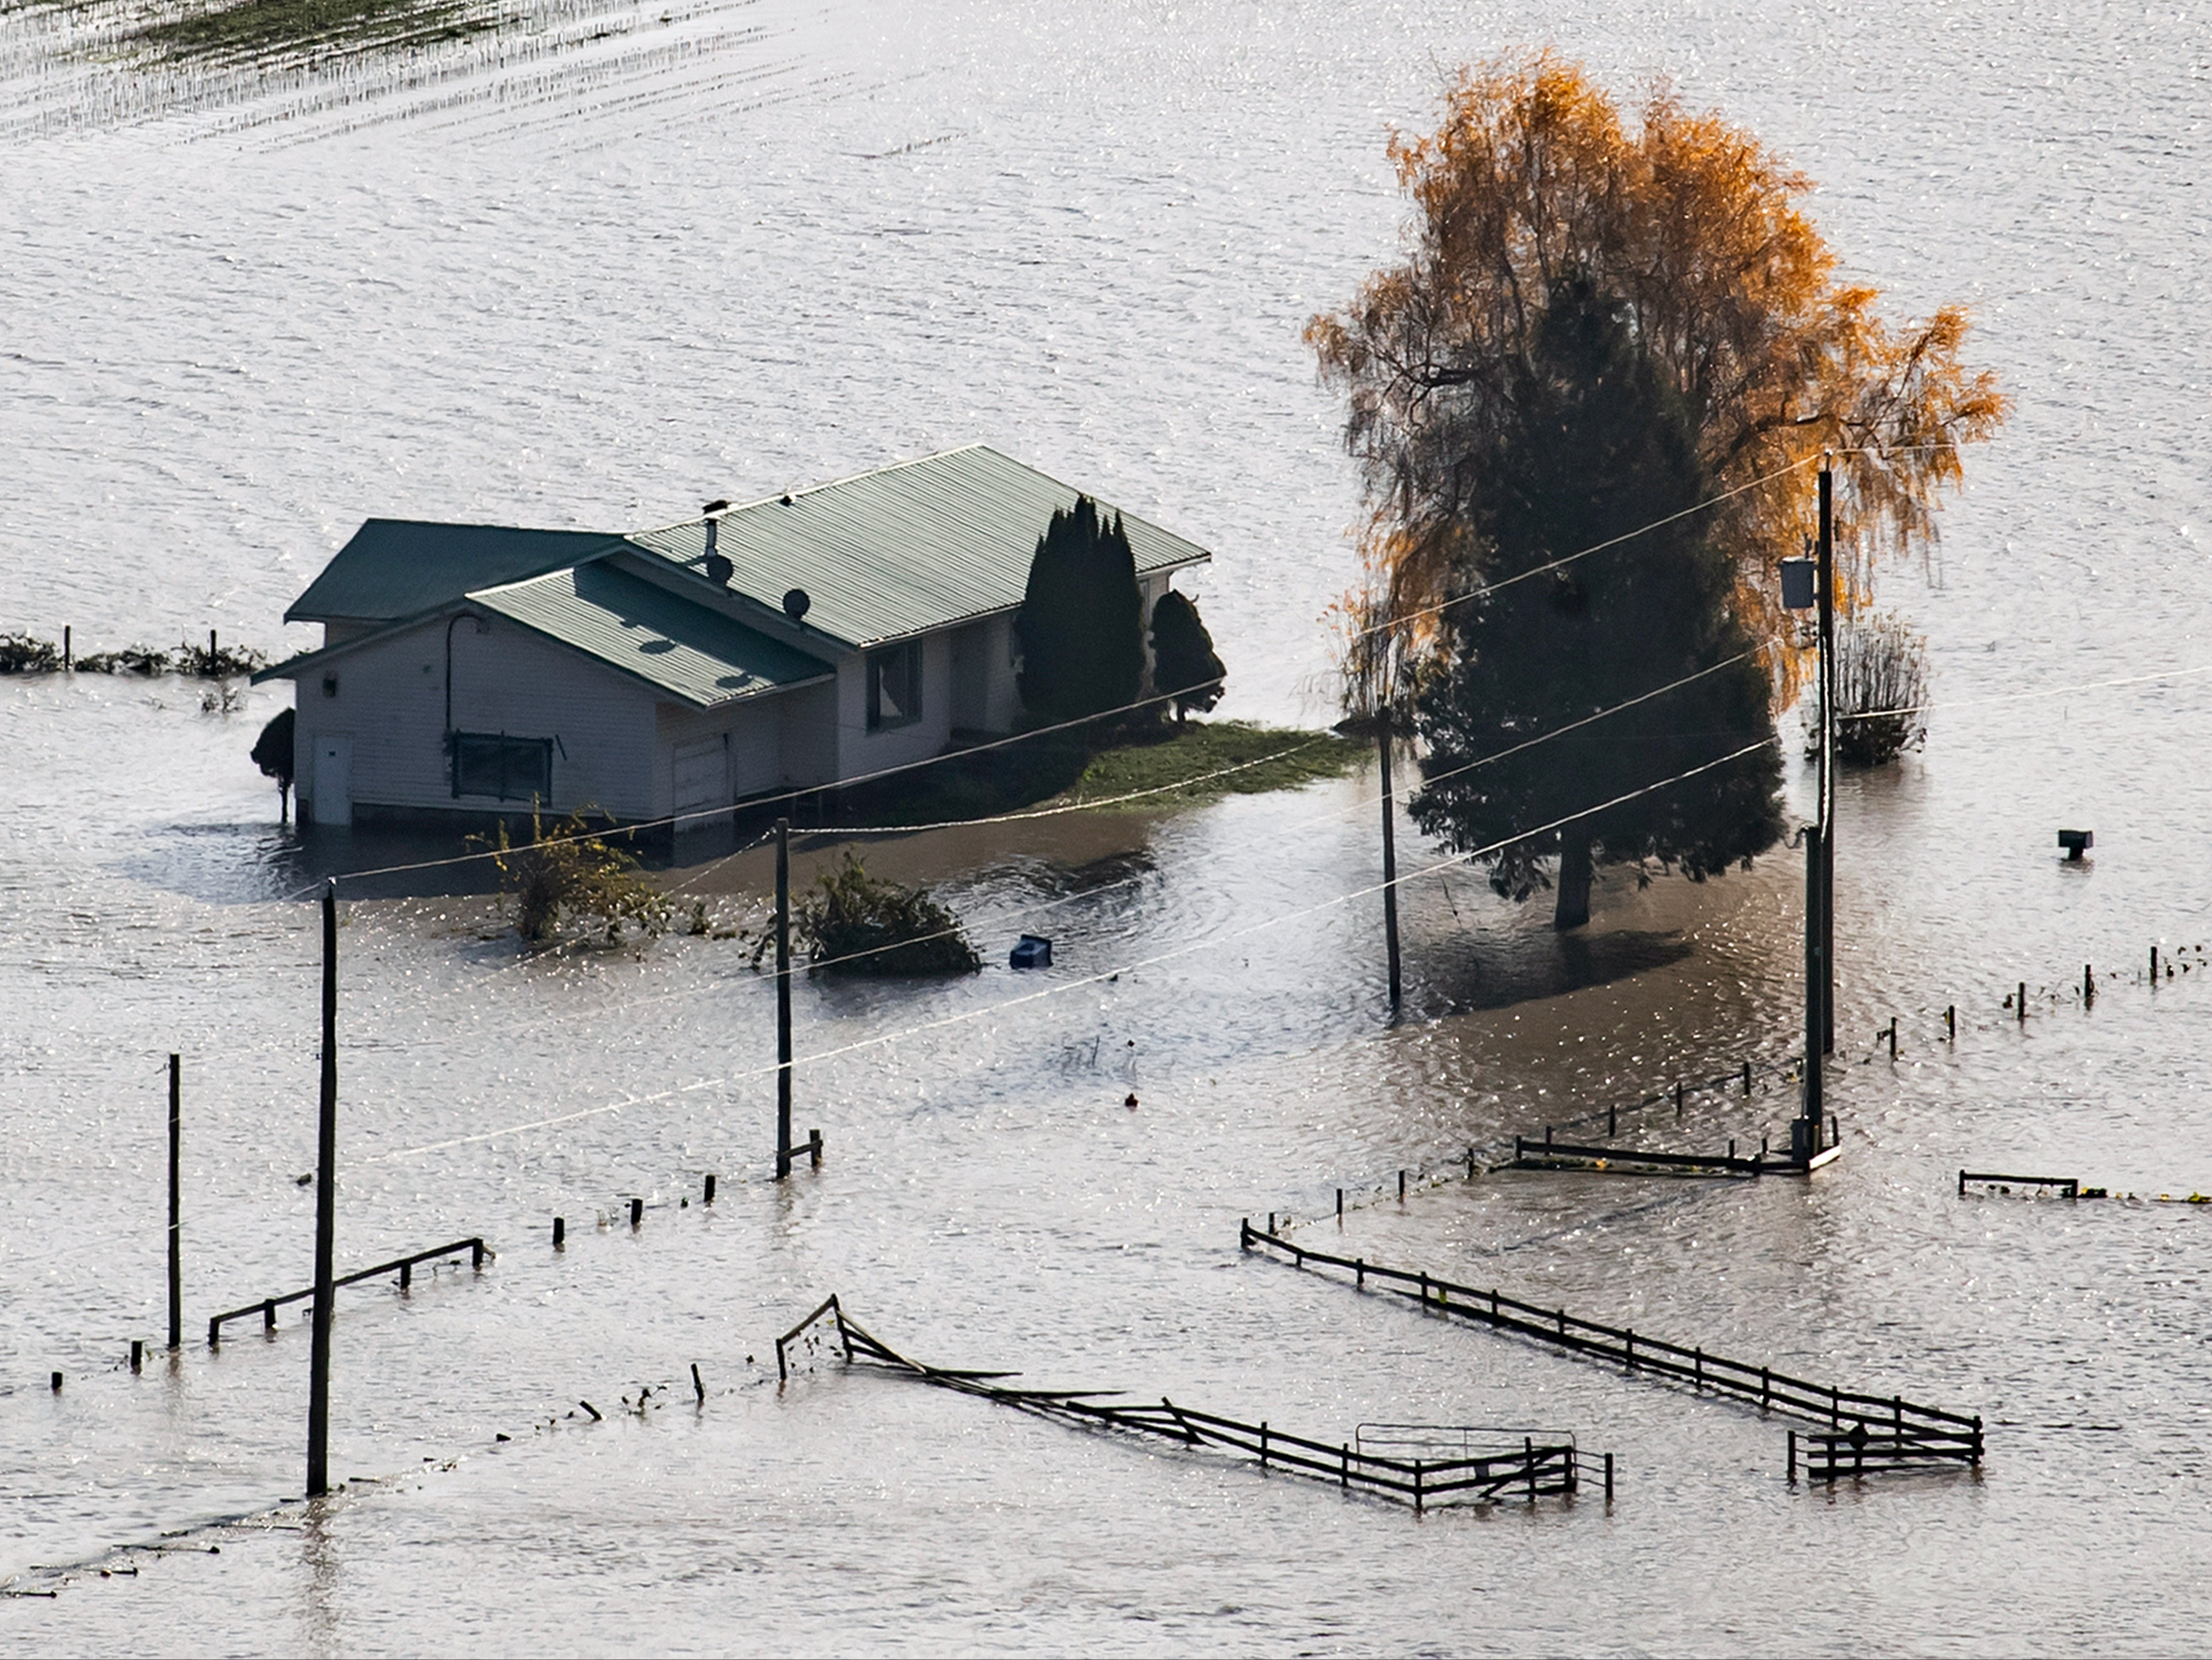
[624, 445, 1212, 649]
[287, 520, 630, 624]
[474, 561, 833, 707]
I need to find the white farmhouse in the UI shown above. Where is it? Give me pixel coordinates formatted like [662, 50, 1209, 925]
[256, 446, 1212, 831]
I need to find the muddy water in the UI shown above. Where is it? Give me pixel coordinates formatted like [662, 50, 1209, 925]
[4, 0, 2211, 1651]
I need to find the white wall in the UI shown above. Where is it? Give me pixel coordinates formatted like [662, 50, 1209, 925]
[291, 614, 659, 823]
[832, 631, 955, 779]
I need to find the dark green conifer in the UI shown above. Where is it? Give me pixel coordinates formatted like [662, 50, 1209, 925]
[1017, 496, 1145, 723]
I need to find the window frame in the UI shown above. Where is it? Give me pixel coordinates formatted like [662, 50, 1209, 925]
[865, 641, 923, 731]
[451, 730, 553, 803]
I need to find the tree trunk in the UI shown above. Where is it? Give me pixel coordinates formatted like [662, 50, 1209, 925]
[1554, 830, 1593, 931]
[279, 781, 291, 825]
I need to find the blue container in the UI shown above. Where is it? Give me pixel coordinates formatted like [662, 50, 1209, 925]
[1009, 934, 1052, 970]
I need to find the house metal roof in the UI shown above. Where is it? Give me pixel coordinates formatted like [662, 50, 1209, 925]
[623, 445, 1212, 649]
[471, 562, 833, 707]
[286, 521, 630, 625]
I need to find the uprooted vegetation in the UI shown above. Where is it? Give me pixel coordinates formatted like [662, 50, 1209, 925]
[782, 853, 979, 976]
[483, 810, 672, 947]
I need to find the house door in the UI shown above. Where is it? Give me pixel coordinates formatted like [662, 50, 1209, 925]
[671, 736, 728, 823]
[312, 735, 352, 828]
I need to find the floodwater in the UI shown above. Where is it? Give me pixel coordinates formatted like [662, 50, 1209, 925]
[3, 0, 2210, 1652]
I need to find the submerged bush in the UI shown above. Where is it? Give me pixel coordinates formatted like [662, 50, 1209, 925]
[73, 645, 173, 675]
[1828, 613, 1930, 767]
[796, 853, 979, 976]
[485, 810, 671, 947]
[0, 635, 62, 674]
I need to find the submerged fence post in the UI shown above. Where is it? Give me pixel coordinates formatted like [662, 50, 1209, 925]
[1604, 1451, 1613, 1502]
[1946, 1004, 1956, 1040]
[167, 1053, 182, 1352]
[775, 817, 794, 1179]
[306, 880, 339, 1500]
[2018, 981, 2027, 1023]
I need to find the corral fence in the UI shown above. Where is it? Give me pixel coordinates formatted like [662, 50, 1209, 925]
[777, 1295, 1608, 1513]
[1240, 1221, 1982, 1479]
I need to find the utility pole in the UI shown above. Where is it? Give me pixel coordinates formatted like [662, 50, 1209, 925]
[306, 880, 339, 1498]
[167, 1053, 181, 1352]
[1377, 726, 1402, 1008]
[775, 817, 793, 1179]
[1817, 459, 1836, 1056]
[1799, 825, 1823, 1159]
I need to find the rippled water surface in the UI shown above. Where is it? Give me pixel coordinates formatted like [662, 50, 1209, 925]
[2, 0, 2209, 1652]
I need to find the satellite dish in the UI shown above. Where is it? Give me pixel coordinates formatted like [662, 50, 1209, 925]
[705, 553, 733, 585]
[783, 588, 811, 623]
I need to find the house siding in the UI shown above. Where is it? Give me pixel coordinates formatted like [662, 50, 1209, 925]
[293, 614, 659, 823]
[833, 631, 956, 778]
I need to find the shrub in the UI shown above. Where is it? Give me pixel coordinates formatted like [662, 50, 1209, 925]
[796, 853, 979, 975]
[251, 707, 296, 820]
[486, 810, 671, 946]
[1149, 589, 1226, 720]
[0, 634, 62, 674]
[1829, 613, 1929, 766]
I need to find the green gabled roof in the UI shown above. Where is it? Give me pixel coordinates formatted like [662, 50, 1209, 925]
[287, 520, 631, 624]
[473, 561, 833, 707]
[623, 445, 1212, 649]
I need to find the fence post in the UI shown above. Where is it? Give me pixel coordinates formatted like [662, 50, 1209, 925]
[1789, 1430, 1797, 1481]
[168, 1054, 182, 1352]
[1604, 1451, 1613, 1502]
[1259, 1421, 1268, 1470]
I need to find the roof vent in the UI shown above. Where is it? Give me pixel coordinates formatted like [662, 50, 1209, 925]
[779, 494, 794, 507]
[783, 588, 811, 623]
[702, 505, 732, 585]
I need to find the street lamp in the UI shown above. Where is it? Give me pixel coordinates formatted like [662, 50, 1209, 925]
[1780, 458, 1835, 1167]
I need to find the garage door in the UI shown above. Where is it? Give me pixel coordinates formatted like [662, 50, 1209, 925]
[672, 736, 728, 819]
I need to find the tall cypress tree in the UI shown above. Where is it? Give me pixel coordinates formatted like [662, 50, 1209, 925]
[1149, 590, 1226, 721]
[1410, 277, 1783, 930]
[1017, 496, 1146, 723]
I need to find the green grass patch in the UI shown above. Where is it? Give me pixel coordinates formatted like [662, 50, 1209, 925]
[830, 720, 1360, 830]
[1051, 721, 1362, 810]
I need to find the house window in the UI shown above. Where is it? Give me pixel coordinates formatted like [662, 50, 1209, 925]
[866, 642, 922, 731]
[452, 731, 553, 802]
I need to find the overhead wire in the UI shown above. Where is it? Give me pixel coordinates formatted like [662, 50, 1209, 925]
[361, 737, 1778, 1164]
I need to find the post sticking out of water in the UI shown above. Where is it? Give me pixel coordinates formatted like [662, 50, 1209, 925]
[1742, 1060, 1752, 1096]
[1817, 461, 1835, 1057]
[62, 625, 71, 671]
[1336, 1188, 1344, 1223]
[2018, 981, 2027, 1024]
[1799, 823, 1824, 1155]
[630, 1197, 643, 1229]
[1376, 727, 1401, 1009]
[1888, 1017, 1898, 1060]
[704, 1173, 716, 1205]
[775, 817, 794, 1180]
[2152, 944, 2160, 983]
[307, 880, 339, 1500]
[2084, 963, 2095, 1004]
[552, 1216, 565, 1249]
[1946, 1004, 1956, 1041]
[167, 1053, 182, 1352]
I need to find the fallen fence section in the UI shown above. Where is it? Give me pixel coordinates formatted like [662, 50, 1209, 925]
[1515, 1135, 1767, 1178]
[1239, 1222, 1982, 1480]
[1959, 1170, 2096, 1199]
[779, 1296, 1608, 1513]
[207, 1237, 489, 1346]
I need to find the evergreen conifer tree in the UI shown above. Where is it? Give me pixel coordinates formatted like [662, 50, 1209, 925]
[1148, 590, 1226, 721]
[1410, 278, 1784, 929]
[1017, 496, 1145, 723]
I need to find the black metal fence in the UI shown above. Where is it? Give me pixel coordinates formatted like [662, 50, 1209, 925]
[1240, 1221, 1982, 1476]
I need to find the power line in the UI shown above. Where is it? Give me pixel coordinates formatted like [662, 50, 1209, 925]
[361, 737, 1777, 1165]
[1835, 660, 2212, 724]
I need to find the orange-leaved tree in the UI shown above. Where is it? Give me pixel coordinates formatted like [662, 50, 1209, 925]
[1308, 52, 2006, 721]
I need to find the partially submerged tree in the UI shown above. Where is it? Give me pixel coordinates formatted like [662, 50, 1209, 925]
[250, 706, 296, 823]
[1410, 280, 1785, 928]
[797, 853, 979, 975]
[487, 810, 671, 947]
[1148, 589, 1226, 721]
[1308, 52, 2006, 713]
[1018, 496, 1146, 724]
[1829, 612, 1929, 766]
